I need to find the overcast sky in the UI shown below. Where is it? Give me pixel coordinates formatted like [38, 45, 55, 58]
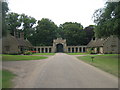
[8, 0, 106, 27]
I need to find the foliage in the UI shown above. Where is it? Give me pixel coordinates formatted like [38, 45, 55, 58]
[6, 13, 37, 39]
[58, 22, 93, 45]
[24, 51, 32, 55]
[2, 1, 9, 36]
[29, 18, 58, 46]
[93, 2, 120, 38]
[87, 48, 96, 54]
[6, 12, 21, 36]
[20, 14, 36, 39]
[4, 2, 95, 46]
[83, 25, 95, 44]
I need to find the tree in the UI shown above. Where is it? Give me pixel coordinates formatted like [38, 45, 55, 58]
[6, 12, 21, 36]
[2, 1, 9, 36]
[20, 14, 36, 39]
[84, 25, 95, 44]
[59, 22, 86, 45]
[93, 2, 120, 38]
[29, 18, 58, 46]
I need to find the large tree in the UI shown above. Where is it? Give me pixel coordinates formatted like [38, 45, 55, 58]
[6, 12, 21, 36]
[58, 22, 87, 45]
[6, 13, 36, 39]
[29, 18, 58, 46]
[20, 14, 36, 39]
[2, 1, 9, 36]
[93, 2, 120, 38]
[83, 25, 95, 44]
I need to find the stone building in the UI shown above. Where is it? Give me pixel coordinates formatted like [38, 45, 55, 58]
[34, 38, 87, 53]
[2, 32, 33, 54]
[3, 32, 119, 54]
[87, 36, 120, 54]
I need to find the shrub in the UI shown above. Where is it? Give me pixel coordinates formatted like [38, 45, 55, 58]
[24, 51, 32, 55]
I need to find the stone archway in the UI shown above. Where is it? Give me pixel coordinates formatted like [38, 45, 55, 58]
[56, 43, 64, 52]
[53, 38, 67, 53]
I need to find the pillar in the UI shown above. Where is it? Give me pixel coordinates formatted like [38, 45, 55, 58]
[48, 48, 49, 53]
[44, 48, 46, 53]
[78, 47, 80, 53]
[74, 47, 76, 53]
[81, 47, 83, 52]
[70, 47, 72, 53]
[40, 48, 41, 53]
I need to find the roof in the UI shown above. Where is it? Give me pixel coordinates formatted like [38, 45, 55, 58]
[2, 34, 19, 47]
[2, 33, 33, 48]
[17, 38, 33, 47]
[87, 38, 107, 47]
[87, 36, 120, 47]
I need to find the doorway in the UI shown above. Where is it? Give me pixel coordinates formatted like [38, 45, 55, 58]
[56, 44, 64, 52]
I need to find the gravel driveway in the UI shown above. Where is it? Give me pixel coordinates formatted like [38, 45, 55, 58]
[3, 53, 118, 88]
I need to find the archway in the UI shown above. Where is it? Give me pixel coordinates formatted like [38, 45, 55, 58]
[56, 44, 64, 52]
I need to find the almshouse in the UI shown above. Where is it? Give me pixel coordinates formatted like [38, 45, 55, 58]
[2, 32, 33, 54]
[87, 36, 120, 54]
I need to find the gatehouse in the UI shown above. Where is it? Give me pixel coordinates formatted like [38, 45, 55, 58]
[34, 38, 87, 53]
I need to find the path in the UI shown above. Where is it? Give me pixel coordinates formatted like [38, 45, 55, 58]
[3, 53, 118, 88]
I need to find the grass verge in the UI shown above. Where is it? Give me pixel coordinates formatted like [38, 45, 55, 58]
[2, 55, 48, 61]
[67, 53, 89, 55]
[33, 53, 55, 55]
[2, 70, 16, 88]
[77, 54, 119, 77]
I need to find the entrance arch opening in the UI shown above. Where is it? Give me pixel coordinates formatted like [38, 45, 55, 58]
[56, 44, 64, 52]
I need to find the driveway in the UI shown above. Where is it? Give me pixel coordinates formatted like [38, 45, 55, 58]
[3, 53, 118, 88]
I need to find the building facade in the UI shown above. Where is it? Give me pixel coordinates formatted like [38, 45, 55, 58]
[34, 38, 87, 53]
[87, 36, 120, 54]
[2, 32, 33, 54]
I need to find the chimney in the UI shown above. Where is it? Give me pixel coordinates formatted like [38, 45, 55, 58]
[20, 32, 24, 39]
[14, 30, 19, 38]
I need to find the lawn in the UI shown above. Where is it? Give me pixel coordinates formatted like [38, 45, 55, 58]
[77, 54, 119, 77]
[2, 70, 16, 88]
[0, 70, 1, 89]
[33, 53, 55, 55]
[2, 55, 48, 61]
[67, 53, 89, 55]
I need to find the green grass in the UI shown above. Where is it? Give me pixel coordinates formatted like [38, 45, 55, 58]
[33, 53, 55, 55]
[2, 55, 48, 61]
[2, 70, 16, 88]
[67, 53, 89, 55]
[78, 54, 119, 77]
[0, 70, 2, 89]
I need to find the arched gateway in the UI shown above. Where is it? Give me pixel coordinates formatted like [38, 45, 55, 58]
[53, 38, 67, 52]
[34, 38, 86, 53]
[56, 44, 64, 52]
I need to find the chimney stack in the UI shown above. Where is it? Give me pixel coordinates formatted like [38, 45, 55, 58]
[20, 32, 24, 40]
[14, 31, 19, 38]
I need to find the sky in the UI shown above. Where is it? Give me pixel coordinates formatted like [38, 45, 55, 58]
[8, 0, 106, 27]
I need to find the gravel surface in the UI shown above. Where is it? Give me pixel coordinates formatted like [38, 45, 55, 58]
[2, 53, 118, 88]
